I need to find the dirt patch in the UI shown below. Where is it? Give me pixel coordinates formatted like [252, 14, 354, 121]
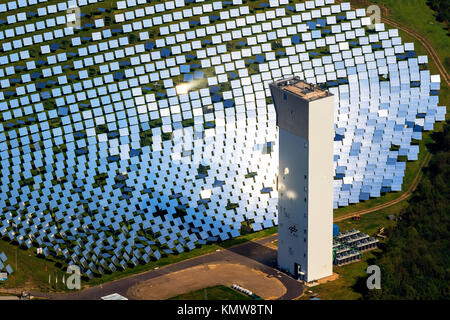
[127, 263, 286, 300]
[317, 273, 340, 284]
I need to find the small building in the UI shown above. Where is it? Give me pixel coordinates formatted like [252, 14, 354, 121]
[100, 293, 128, 300]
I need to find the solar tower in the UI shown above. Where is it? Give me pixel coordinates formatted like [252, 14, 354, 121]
[270, 77, 334, 282]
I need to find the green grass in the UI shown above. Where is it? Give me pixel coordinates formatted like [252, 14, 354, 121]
[0, 241, 62, 292]
[301, 250, 381, 300]
[168, 285, 253, 300]
[336, 200, 406, 235]
[310, 201, 412, 300]
[394, 29, 450, 107]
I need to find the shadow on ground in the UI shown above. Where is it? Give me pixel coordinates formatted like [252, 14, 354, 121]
[221, 240, 278, 268]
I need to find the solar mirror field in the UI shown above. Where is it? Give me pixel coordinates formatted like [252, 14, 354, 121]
[0, 0, 445, 279]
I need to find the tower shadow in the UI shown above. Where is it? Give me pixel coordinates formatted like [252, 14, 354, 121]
[220, 239, 278, 268]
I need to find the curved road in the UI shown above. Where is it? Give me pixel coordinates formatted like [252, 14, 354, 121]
[30, 234, 302, 300]
[334, 152, 432, 221]
[380, 16, 449, 87]
[341, 0, 450, 86]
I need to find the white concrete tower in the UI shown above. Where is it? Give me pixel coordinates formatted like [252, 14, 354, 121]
[270, 77, 334, 282]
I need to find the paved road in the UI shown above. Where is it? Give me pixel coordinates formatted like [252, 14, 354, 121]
[31, 234, 303, 300]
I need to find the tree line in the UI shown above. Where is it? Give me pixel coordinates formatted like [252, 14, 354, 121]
[427, 0, 450, 26]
